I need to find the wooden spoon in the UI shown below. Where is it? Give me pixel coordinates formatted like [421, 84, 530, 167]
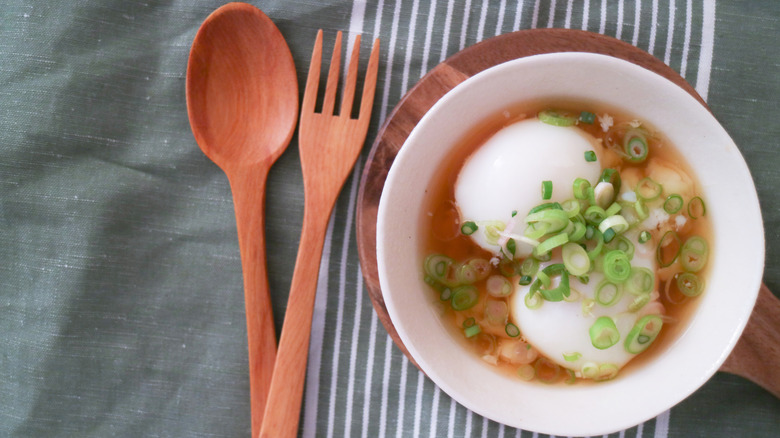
[185, 3, 298, 436]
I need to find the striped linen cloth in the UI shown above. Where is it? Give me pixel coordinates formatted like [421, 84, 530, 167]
[0, 1, 778, 437]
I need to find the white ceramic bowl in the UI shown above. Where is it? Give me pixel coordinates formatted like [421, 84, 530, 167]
[376, 53, 764, 436]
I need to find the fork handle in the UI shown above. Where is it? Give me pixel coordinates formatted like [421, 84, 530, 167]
[228, 165, 278, 438]
[259, 205, 332, 438]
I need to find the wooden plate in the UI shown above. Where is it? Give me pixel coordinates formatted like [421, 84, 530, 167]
[355, 29, 779, 397]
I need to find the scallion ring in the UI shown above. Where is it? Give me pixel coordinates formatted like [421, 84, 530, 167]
[676, 272, 704, 297]
[656, 230, 682, 267]
[534, 232, 569, 257]
[598, 215, 629, 235]
[680, 236, 709, 272]
[636, 177, 663, 201]
[573, 178, 591, 200]
[663, 194, 683, 214]
[505, 323, 521, 337]
[541, 180, 553, 200]
[450, 285, 479, 311]
[562, 242, 591, 276]
[538, 109, 576, 126]
[688, 196, 706, 218]
[460, 220, 478, 235]
[624, 314, 663, 354]
[595, 280, 622, 307]
[623, 130, 649, 162]
[486, 275, 513, 297]
[589, 316, 620, 349]
[626, 267, 655, 295]
[602, 250, 631, 283]
[530, 263, 571, 302]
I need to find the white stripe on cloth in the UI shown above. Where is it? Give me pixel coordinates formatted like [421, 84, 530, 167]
[680, 0, 693, 78]
[655, 409, 671, 437]
[649, 0, 659, 55]
[697, 0, 716, 101]
[513, 0, 525, 31]
[421, 0, 439, 77]
[664, 0, 677, 65]
[633, 0, 642, 46]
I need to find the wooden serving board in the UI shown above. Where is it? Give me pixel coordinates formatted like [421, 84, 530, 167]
[355, 28, 780, 397]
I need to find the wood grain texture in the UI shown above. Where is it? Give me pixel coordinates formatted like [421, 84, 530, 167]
[185, 3, 299, 435]
[355, 28, 779, 394]
[259, 31, 380, 438]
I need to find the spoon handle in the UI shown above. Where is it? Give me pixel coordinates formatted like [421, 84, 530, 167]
[229, 166, 277, 437]
[720, 283, 780, 398]
[260, 205, 331, 438]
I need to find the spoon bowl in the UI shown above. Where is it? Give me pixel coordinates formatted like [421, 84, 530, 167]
[186, 3, 298, 436]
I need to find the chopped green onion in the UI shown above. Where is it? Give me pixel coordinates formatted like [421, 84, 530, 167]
[464, 324, 482, 338]
[636, 177, 662, 201]
[688, 196, 706, 218]
[584, 150, 597, 162]
[520, 258, 539, 276]
[604, 202, 622, 217]
[524, 291, 543, 309]
[531, 263, 571, 302]
[599, 168, 622, 193]
[505, 322, 521, 337]
[463, 317, 476, 328]
[562, 242, 591, 276]
[676, 272, 704, 297]
[528, 202, 563, 214]
[590, 316, 620, 349]
[483, 221, 506, 245]
[517, 363, 536, 381]
[450, 285, 479, 311]
[498, 258, 519, 277]
[506, 238, 517, 257]
[424, 254, 457, 286]
[518, 275, 533, 286]
[656, 230, 682, 267]
[639, 230, 652, 243]
[524, 222, 549, 239]
[663, 194, 683, 214]
[439, 287, 453, 301]
[539, 109, 576, 127]
[561, 199, 581, 218]
[526, 209, 570, 234]
[563, 351, 582, 362]
[609, 235, 635, 260]
[580, 111, 596, 124]
[486, 275, 513, 297]
[581, 362, 599, 379]
[485, 299, 509, 324]
[598, 215, 629, 235]
[460, 221, 478, 235]
[602, 228, 616, 243]
[623, 131, 649, 162]
[577, 274, 590, 285]
[585, 228, 604, 260]
[573, 178, 591, 200]
[511, 210, 518, 217]
[680, 236, 709, 272]
[595, 280, 622, 307]
[565, 368, 577, 384]
[534, 232, 569, 256]
[624, 314, 663, 354]
[584, 225, 595, 240]
[602, 250, 631, 283]
[466, 258, 492, 281]
[569, 221, 587, 241]
[627, 267, 655, 295]
[594, 363, 620, 381]
[541, 180, 553, 200]
[634, 199, 649, 220]
[584, 205, 607, 225]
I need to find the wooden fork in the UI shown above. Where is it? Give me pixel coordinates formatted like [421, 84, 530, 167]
[259, 30, 380, 438]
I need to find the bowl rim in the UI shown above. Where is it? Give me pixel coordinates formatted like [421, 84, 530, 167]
[376, 51, 764, 435]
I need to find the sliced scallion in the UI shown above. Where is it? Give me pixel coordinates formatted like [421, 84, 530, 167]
[584, 205, 607, 225]
[589, 316, 620, 349]
[639, 230, 652, 243]
[562, 242, 591, 276]
[663, 194, 683, 214]
[656, 230, 682, 267]
[563, 351, 582, 362]
[517, 363, 535, 381]
[541, 180, 553, 200]
[450, 285, 479, 311]
[534, 232, 569, 256]
[524, 291, 543, 309]
[584, 150, 597, 162]
[624, 314, 663, 354]
[464, 324, 482, 338]
[595, 280, 622, 307]
[594, 363, 620, 381]
[627, 267, 655, 295]
[505, 322, 521, 337]
[463, 317, 476, 328]
[531, 263, 571, 302]
[486, 275, 513, 297]
[676, 272, 704, 297]
[520, 258, 539, 276]
[573, 178, 592, 200]
[534, 357, 562, 383]
[598, 215, 629, 235]
[539, 109, 576, 127]
[568, 221, 587, 241]
[602, 250, 631, 283]
[460, 220, 478, 235]
[680, 236, 709, 272]
[526, 209, 570, 234]
[688, 196, 706, 219]
[424, 254, 457, 286]
[600, 168, 622, 193]
[580, 111, 596, 124]
[518, 275, 533, 286]
[602, 228, 616, 244]
[623, 131, 649, 162]
[628, 293, 651, 312]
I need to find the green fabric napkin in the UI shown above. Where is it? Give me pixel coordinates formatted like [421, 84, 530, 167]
[0, 1, 778, 437]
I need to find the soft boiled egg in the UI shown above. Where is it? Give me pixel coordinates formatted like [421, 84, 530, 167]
[455, 118, 603, 256]
[509, 229, 664, 377]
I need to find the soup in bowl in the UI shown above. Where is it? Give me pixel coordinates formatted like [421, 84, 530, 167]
[376, 53, 763, 436]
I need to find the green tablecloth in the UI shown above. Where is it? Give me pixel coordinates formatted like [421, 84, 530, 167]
[1, 1, 778, 436]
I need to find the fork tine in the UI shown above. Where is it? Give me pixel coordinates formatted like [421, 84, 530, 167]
[321, 31, 342, 116]
[339, 34, 361, 117]
[302, 30, 323, 116]
[358, 38, 380, 124]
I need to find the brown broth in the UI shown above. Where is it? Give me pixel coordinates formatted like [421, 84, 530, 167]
[420, 100, 713, 384]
